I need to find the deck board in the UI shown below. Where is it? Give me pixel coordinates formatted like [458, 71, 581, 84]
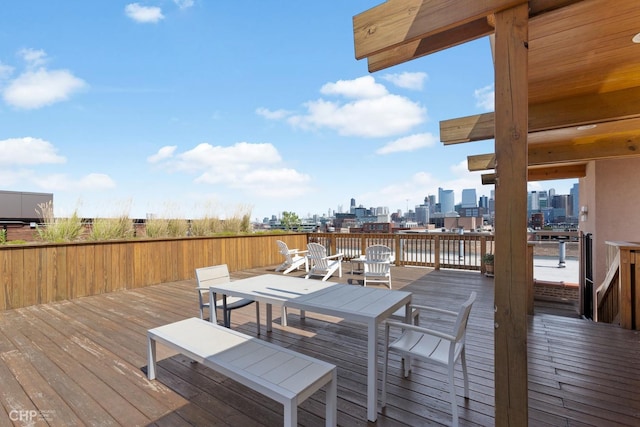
[0, 265, 638, 426]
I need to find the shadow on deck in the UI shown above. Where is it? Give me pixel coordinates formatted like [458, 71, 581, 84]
[0, 264, 637, 426]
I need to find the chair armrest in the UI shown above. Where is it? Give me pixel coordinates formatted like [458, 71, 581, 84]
[411, 304, 458, 317]
[196, 286, 209, 292]
[385, 319, 456, 342]
[326, 253, 344, 260]
[289, 249, 308, 255]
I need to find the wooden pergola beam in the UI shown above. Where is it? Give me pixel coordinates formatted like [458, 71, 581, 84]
[441, 112, 495, 145]
[355, 1, 581, 73]
[441, 87, 640, 144]
[353, 0, 525, 60]
[481, 163, 587, 184]
[527, 164, 587, 181]
[469, 153, 497, 171]
[468, 134, 640, 171]
[367, 18, 494, 73]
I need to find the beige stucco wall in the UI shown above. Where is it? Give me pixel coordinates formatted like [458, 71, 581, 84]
[579, 157, 640, 286]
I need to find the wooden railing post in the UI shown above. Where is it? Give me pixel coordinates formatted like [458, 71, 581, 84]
[434, 234, 441, 270]
[634, 252, 639, 330]
[480, 235, 487, 275]
[620, 247, 633, 329]
[527, 243, 534, 315]
[329, 234, 337, 255]
[394, 235, 401, 266]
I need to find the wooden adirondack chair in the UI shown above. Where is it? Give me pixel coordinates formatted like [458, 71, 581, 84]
[275, 240, 308, 275]
[363, 244, 392, 288]
[305, 242, 343, 281]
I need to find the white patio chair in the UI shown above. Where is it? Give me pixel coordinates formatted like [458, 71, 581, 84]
[389, 305, 420, 325]
[195, 264, 259, 328]
[381, 292, 477, 427]
[305, 242, 343, 281]
[362, 244, 392, 288]
[275, 240, 308, 275]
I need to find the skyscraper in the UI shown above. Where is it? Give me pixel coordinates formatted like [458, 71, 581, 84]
[570, 183, 579, 219]
[438, 187, 455, 214]
[461, 189, 477, 208]
[415, 197, 430, 225]
[479, 195, 489, 209]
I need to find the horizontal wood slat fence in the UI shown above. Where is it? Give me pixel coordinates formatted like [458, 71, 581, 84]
[0, 232, 495, 311]
[0, 234, 308, 311]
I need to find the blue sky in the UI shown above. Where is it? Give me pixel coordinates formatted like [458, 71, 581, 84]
[0, 1, 576, 222]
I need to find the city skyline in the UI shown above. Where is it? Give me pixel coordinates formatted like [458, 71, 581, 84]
[272, 182, 577, 221]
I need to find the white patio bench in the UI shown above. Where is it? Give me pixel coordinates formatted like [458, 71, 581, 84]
[147, 317, 337, 427]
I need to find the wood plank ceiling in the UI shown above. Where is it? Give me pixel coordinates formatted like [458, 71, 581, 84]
[353, 0, 640, 182]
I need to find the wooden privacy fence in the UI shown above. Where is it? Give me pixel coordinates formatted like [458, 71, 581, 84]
[0, 232, 495, 311]
[0, 234, 308, 311]
[596, 241, 640, 330]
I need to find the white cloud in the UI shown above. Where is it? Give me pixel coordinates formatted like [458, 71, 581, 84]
[475, 84, 494, 111]
[151, 141, 312, 199]
[376, 132, 438, 154]
[125, 3, 164, 23]
[0, 137, 66, 165]
[3, 68, 86, 109]
[202, 167, 312, 198]
[18, 48, 48, 68]
[256, 107, 292, 120]
[284, 76, 426, 138]
[148, 145, 177, 163]
[320, 76, 388, 99]
[176, 142, 281, 173]
[381, 72, 428, 90]
[174, 0, 194, 9]
[289, 95, 425, 138]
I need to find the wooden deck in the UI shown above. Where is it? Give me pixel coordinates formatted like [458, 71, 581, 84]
[0, 265, 638, 426]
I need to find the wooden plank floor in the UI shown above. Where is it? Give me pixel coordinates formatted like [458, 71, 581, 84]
[0, 265, 638, 426]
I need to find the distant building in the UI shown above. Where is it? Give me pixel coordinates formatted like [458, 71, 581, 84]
[438, 187, 455, 214]
[361, 222, 395, 233]
[334, 213, 356, 230]
[415, 197, 430, 225]
[0, 190, 53, 223]
[0, 190, 53, 241]
[461, 188, 477, 208]
[570, 183, 579, 219]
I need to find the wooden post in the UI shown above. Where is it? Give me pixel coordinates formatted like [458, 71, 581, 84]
[619, 248, 632, 329]
[434, 234, 441, 270]
[494, 4, 529, 426]
[480, 235, 488, 275]
[527, 243, 534, 315]
[634, 252, 639, 330]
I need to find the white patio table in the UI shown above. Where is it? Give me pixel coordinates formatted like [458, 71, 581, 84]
[209, 274, 412, 422]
